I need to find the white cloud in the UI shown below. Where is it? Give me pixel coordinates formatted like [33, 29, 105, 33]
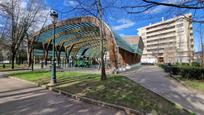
[112, 19, 135, 31]
[20, 1, 27, 9]
[64, 0, 79, 7]
[119, 33, 126, 36]
[0, 24, 4, 27]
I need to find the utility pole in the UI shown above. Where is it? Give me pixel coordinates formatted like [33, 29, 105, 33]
[96, 0, 107, 80]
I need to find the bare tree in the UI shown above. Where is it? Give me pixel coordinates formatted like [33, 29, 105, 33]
[63, 0, 113, 80]
[96, 0, 107, 80]
[26, 12, 49, 68]
[0, 0, 48, 69]
[122, 0, 204, 23]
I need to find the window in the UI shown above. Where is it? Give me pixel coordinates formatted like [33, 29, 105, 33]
[177, 29, 184, 33]
[177, 23, 183, 27]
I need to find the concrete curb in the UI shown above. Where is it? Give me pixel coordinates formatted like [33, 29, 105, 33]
[169, 74, 204, 96]
[169, 74, 186, 85]
[9, 74, 194, 114]
[9, 76, 142, 115]
[51, 88, 142, 115]
[9, 76, 39, 86]
[0, 73, 9, 78]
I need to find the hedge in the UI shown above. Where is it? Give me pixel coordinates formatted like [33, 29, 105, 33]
[160, 64, 204, 80]
[191, 62, 200, 67]
[170, 66, 180, 75]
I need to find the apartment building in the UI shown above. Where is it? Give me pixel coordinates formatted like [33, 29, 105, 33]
[138, 14, 194, 64]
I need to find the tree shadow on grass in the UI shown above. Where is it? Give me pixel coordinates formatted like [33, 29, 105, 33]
[55, 75, 189, 115]
[0, 83, 123, 115]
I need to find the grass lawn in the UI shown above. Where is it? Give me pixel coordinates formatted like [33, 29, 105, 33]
[10, 71, 191, 115]
[0, 64, 28, 71]
[178, 77, 204, 92]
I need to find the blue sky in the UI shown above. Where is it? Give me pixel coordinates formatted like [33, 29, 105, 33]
[44, 0, 204, 52]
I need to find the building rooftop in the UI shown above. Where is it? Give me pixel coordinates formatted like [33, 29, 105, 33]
[137, 13, 192, 31]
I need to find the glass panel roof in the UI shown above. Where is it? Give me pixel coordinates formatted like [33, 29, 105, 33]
[32, 17, 143, 58]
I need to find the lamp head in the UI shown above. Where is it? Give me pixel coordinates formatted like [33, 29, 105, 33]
[50, 10, 58, 21]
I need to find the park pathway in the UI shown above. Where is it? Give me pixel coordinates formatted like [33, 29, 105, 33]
[122, 65, 204, 115]
[0, 72, 125, 115]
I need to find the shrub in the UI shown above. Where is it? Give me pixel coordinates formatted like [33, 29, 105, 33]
[179, 66, 203, 80]
[160, 64, 204, 80]
[175, 62, 179, 65]
[3, 64, 5, 68]
[162, 64, 171, 72]
[170, 66, 180, 75]
[158, 64, 165, 69]
[191, 62, 200, 67]
[181, 63, 189, 66]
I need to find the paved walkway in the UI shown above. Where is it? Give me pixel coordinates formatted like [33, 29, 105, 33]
[0, 73, 125, 115]
[122, 65, 204, 115]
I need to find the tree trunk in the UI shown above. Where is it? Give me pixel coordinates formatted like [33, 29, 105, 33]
[11, 52, 16, 69]
[97, 0, 107, 80]
[28, 48, 33, 67]
[57, 53, 61, 66]
[27, 40, 32, 67]
[44, 49, 48, 66]
[56, 49, 61, 66]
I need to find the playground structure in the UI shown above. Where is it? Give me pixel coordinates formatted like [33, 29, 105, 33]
[29, 16, 144, 71]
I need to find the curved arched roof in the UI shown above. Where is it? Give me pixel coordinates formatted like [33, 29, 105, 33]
[32, 16, 142, 58]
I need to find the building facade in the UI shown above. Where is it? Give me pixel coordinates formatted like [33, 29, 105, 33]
[32, 16, 144, 71]
[138, 14, 194, 64]
[122, 36, 144, 52]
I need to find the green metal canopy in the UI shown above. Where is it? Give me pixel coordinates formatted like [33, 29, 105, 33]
[31, 16, 143, 67]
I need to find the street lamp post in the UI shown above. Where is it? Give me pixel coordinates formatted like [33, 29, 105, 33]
[50, 10, 58, 84]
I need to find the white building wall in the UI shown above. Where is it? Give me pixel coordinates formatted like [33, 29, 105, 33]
[138, 14, 194, 64]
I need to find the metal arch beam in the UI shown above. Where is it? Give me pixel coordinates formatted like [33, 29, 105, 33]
[72, 43, 101, 56]
[67, 44, 75, 63]
[35, 22, 93, 43]
[44, 26, 99, 44]
[32, 16, 138, 69]
[81, 48, 88, 56]
[73, 38, 107, 50]
[63, 37, 99, 49]
[67, 40, 100, 53]
[64, 38, 100, 49]
[56, 45, 63, 66]
[64, 48, 68, 65]
[42, 43, 49, 66]
[83, 46, 101, 58]
[72, 40, 100, 49]
[42, 31, 98, 46]
[58, 31, 99, 46]
[67, 42, 100, 58]
[44, 28, 99, 49]
[69, 36, 104, 56]
[62, 29, 100, 49]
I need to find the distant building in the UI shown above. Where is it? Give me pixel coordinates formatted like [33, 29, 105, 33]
[122, 35, 144, 64]
[122, 35, 144, 51]
[194, 51, 202, 63]
[138, 14, 194, 64]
